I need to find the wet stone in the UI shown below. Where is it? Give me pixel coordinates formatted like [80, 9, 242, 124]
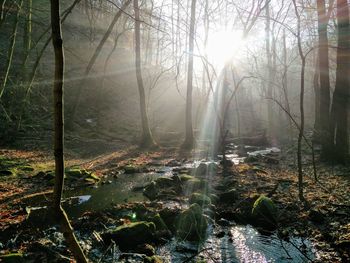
[189, 192, 211, 206]
[252, 195, 278, 230]
[176, 203, 208, 241]
[102, 221, 156, 250]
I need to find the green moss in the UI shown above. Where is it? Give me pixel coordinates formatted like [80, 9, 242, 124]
[195, 163, 208, 177]
[144, 255, 163, 263]
[177, 203, 208, 241]
[86, 172, 99, 181]
[65, 168, 99, 183]
[124, 165, 140, 174]
[65, 169, 82, 177]
[189, 193, 211, 206]
[252, 195, 278, 226]
[18, 166, 34, 171]
[179, 174, 195, 182]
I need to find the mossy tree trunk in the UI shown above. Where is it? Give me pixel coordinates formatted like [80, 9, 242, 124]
[50, 0, 88, 262]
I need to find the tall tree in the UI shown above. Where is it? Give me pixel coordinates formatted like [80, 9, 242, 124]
[182, 0, 196, 149]
[316, 0, 331, 154]
[134, 0, 156, 147]
[282, 29, 292, 136]
[265, 2, 274, 141]
[292, 0, 306, 202]
[329, 0, 350, 163]
[50, 0, 88, 261]
[22, 0, 32, 81]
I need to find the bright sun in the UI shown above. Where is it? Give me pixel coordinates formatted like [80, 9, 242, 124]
[205, 29, 244, 69]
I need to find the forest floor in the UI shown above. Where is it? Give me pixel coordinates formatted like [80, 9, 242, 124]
[0, 138, 350, 262]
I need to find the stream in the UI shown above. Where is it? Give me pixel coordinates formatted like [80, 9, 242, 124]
[27, 146, 317, 262]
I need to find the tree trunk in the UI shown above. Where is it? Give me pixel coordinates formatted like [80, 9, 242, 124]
[313, 55, 321, 140]
[134, 0, 156, 148]
[182, 0, 196, 150]
[292, 0, 305, 202]
[316, 0, 331, 154]
[50, 0, 88, 261]
[329, 0, 350, 163]
[282, 29, 292, 139]
[265, 2, 274, 140]
[22, 0, 31, 81]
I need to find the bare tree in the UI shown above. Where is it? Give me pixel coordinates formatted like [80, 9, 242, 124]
[292, 0, 306, 202]
[134, 0, 157, 147]
[50, 0, 88, 261]
[182, 0, 196, 150]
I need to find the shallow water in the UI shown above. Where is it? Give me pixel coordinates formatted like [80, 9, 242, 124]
[62, 172, 160, 218]
[247, 147, 281, 156]
[45, 146, 315, 262]
[158, 225, 315, 263]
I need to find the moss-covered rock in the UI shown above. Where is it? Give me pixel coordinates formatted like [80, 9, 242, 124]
[159, 207, 181, 233]
[124, 165, 143, 174]
[184, 178, 208, 193]
[143, 176, 182, 200]
[252, 195, 278, 229]
[150, 213, 168, 232]
[143, 181, 158, 200]
[195, 163, 208, 177]
[0, 253, 24, 263]
[207, 162, 219, 175]
[189, 193, 211, 206]
[176, 203, 208, 241]
[179, 174, 195, 182]
[155, 177, 175, 188]
[64, 168, 100, 184]
[144, 255, 163, 263]
[209, 194, 219, 204]
[102, 221, 156, 250]
[65, 168, 83, 178]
